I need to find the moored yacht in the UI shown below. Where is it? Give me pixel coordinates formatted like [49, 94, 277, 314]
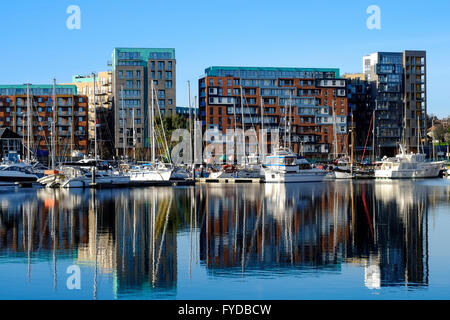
[127, 162, 173, 182]
[375, 145, 444, 179]
[263, 148, 328, 183]
[0, 163, 39, 182]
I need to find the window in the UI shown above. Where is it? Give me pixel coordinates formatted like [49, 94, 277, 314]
[126, 71, 133, 79]
[168, 61, 172, 70]
[165, 80, 172, 88]
[118, 71, 123, 79]
[158, 61, 164, 70]
[158, 99, 165, 107]
[126, 80, 133, 89]
[168, 99, 173, 105]
[210, 108, 214, 115]
[227, 88, 231, 96]
[166, 71, 172, 79]
[136, 80, 141, 89]
[158, 71, 162, 80]
[218, 79, 222, 86]
[151, 61, 155, 70]
[136, 70, 141, 78]
[151, 71, 155, 79]
[158, 90, 165, 98]
[227, 79, 231, 86]
[233, 79, 239, 85]
[79, 97, 83, 103]
[209, 79, 214, 86]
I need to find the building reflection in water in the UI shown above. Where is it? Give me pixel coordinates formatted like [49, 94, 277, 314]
[199, 181, 431, 288]
[0, 180, 446, 296]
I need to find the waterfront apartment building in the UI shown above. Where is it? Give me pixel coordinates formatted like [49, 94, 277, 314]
[66, 72, 114, 158]
[198, 66, 349, 159]
[342, 73, 374, 159]
[361, 50, 426, 157]
[0, 85, 88, 161]
[111, 48, 176, 159]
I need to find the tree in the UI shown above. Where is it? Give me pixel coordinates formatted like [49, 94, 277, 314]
[445, 132, 450, 145]
[172, 114, 187, 129]
[432, 124, 446, 143]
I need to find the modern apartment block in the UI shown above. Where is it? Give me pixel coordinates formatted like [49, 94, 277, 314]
[361, 50, 426, 157]
[403, 50, 426, 151]
[0, 85, 89, 161]
[111, 48, 176, 159]
[343, 73, 374, 157]
[68, 72, 114, 158]
[198, 67, 349, 159]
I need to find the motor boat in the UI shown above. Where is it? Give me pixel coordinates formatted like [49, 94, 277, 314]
[127, 162, 173, 182]
[0, 163, 39, 182]
[375, 145, 444, 179]
[263, 148, 328, 183]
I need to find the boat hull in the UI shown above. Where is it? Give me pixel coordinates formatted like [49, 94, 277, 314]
[264, 170, 328, 183]
[375, 163, 443, 179]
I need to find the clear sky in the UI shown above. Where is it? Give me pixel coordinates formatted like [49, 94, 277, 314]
[1, 0, 449, 117]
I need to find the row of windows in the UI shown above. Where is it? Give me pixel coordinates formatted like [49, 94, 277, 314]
[151, 71, 173, 80]
[118, 70, 141, 79]
[150, 61, 173, 71]
[2, 97, 84, 104]
[3, 106, 86, 113]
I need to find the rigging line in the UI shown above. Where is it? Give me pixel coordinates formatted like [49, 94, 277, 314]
[362, 112, 374, 163]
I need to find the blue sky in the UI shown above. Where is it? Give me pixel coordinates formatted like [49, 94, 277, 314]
[1, 0, 449, 117]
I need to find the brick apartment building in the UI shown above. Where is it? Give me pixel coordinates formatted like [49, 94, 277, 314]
[0, 85, 88, 161]
[198, 66, 349, 160]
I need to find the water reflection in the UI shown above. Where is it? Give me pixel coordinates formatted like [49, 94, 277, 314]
[0, 180, 449, 298]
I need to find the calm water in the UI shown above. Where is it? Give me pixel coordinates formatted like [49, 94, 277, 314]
[0, 179, 449, 300]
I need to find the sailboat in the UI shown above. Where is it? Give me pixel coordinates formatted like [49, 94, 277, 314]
[127, 81, 172, 183]
[208, 88, 263, 179]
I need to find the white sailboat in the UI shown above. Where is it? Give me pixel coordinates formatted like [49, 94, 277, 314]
[127, 81, 172, 183]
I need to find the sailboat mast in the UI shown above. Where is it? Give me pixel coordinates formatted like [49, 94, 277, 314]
[351, 112, 354, 175]
[193, 95, 198, 165]
[332, 107, 338, 159]
[372, 106, 376, 162]
[132, 107, 136, 160]
[288, 89, 292, 151]
[121, 85, 125, 159]
[26, 83, 31, 162]
[260, 97, 265, 162]
[51, 79, 56, 169]
[240, 85, 246, 165]
[187, 81, 193, 165]
[417, 111, 420, 153]
[151, 81, 156, 163]
[92, 73, 97, 160]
